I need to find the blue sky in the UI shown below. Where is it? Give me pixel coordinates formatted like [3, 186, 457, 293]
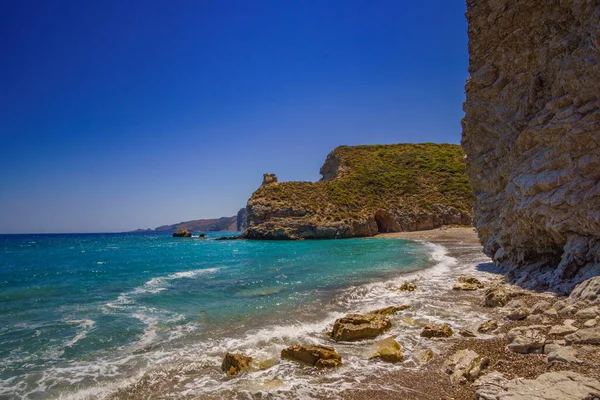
[0, 0, 468, 233]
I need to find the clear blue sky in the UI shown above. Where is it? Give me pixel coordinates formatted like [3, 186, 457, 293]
[0, 0, 468, 233]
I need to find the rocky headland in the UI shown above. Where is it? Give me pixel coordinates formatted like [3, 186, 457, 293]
[461, 0, 600, 294]
[244, 143, 473, 239]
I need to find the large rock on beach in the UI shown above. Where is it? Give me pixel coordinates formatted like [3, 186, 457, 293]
[420, 323, 453, 338]
[477, 319, 498, 334]
[281, 344, 341, 368]
[482, 286, 511, 308]
[331, 313, 391, 342]
[474, 371, 600, 400]
[462, 0, 600, 294]
[221, 353, 253, 376]
[172, 228, 192, 237]
[453, 276, 485, 291]
[443, 349, 489, 384]
[506, 325, 548, 354]
[369, 337, 403, 363]
[564, 327, 600, 345]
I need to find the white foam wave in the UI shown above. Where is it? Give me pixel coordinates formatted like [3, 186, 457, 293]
[64, 319, 95, 348]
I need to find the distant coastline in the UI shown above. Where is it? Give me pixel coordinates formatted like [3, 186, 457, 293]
[130, 207, 247, 233]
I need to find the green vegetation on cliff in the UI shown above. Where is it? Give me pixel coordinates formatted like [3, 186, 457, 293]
[245, 143, 473, 239]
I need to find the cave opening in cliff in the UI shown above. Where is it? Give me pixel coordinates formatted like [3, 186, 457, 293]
[374, 210, 396, 233]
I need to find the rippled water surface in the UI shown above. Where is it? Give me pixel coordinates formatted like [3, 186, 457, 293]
[0, 232, 451, 399]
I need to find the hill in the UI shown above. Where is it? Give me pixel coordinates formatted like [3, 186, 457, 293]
[244, 143, 473, 239]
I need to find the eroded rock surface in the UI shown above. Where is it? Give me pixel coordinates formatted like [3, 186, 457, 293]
[221, 353, 253, 376]
[369, 337, 403, 363]
[462, 0, 600, 294]
[474, 371, 600, 400]
[443, 349, 489, 384]
[331, 313, 391, 342]
[281, 344, 341, 368]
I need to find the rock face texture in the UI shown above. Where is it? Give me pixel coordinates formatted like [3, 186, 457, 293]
[236, 208, 248, 231]
[244, 143, 473, 239]
[462, 0, 600, 293]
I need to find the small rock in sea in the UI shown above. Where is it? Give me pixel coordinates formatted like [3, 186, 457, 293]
[221, 352, 253, 376]
[281, 344, 341, 368]
[172, 228, 192, 238]
[369, 337, 403, 363]
[477, 319, 498, 334]
[482, 286, 511, 307]
[397, 282, 417, 292]
[443, 349, 489, 384]
[331, 313, 391, 341]
[506, 325, 548, 354]
[400, 317, 421, 327]
[368, 305, 410, 316]
[420, 323, 453, 338]
[453, 276, 484, 291]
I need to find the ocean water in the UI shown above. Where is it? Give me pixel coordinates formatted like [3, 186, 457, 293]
[0, 232, 460, 399]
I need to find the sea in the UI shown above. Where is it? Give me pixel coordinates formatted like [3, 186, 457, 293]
[0, 231, 486, 399]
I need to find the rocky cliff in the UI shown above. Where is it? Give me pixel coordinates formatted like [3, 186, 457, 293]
[462, 0, 600, 293]
[236, 208, 248, 231]
[244, 143, 473, 239]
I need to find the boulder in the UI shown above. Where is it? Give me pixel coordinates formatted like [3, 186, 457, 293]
[548, 320, 578, 336]
[565, 328, 600, 345]
[531, 300, 552, 315]
[221, 352, 253, 376]
[417, 348, 435, 363]
[482, 286, 510, 308]
[544, 343, 577, 363]
[474, 371, 600, 400]
[281, 344, 341, 368]
[420, 323, 453, 338]
[477, 319, 498, 334]
[397, 282, 417, 292]
[369, 337, 403, 363]
[443, 349, 489, 384]
[584, 318, 598, 328]
[331, 313, 391, 342]
[505, 300, 530, 321]
[506, 325, 547, 354]
[173, 228, 192, 238]
[368, 305, 410, 316]
[575, 306, 599, 320]
[569, 276, 600, 305]
[453, 276, 484, 291]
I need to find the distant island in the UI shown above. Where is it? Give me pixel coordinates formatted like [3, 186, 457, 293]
[132, 208, 247, 233]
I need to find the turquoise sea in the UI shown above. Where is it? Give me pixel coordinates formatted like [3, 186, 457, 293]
[0, 232, 446, 399]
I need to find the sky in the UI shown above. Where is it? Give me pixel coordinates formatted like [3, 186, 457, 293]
[0, 0, 469, 233]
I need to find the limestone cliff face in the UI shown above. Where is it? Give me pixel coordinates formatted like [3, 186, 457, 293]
[236, 208, 248, 231]
[244, 143, 473, 240]
[462, 0, 600, 293]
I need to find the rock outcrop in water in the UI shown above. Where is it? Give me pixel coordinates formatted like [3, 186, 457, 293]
[462, 0, 600, 293]
[244, 143, 473, 239]
[236, 208, 248, 231]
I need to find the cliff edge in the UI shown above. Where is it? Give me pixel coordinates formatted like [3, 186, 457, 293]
[244, 143, 473, 239]
[462, 0, 600, 293]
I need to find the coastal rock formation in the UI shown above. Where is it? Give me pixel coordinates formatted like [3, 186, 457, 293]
[236, 208, 248, 231]
[443, 349, 489, 384]
[453, 276, 484, 291]
[172, 228, 192, 237]
[331, 313, 391, 342]
[244, 144, 473, 239]
[369, 337, 404, 363]
[462, 0, 600, 293]
[281, 344, 342, 368]
[420, 323, 453, 338]
[221, 353, 253, 376]
[152, 216, 238, 233]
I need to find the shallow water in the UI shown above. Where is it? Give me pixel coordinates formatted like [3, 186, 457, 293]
[0, 232, 462, 399]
